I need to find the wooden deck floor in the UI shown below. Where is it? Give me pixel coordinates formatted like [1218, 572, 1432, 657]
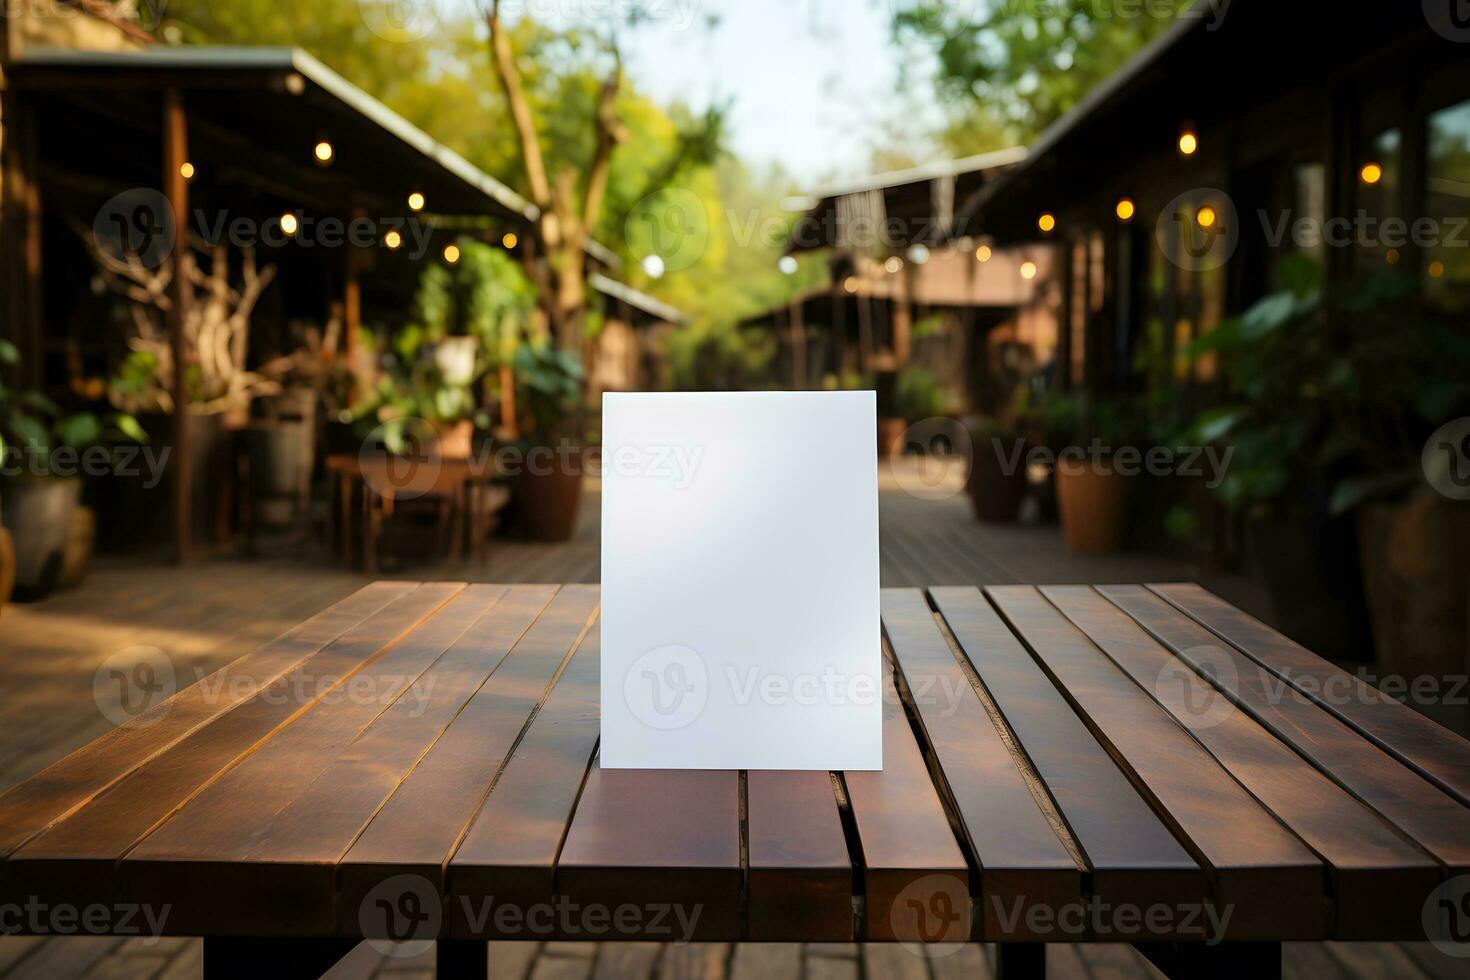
[0, 463, 1457, 979]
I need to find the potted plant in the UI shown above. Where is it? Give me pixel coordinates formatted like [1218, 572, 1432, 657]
[359, 240, 534, 458]
[513, 339, 587, 541]
[1, 340, 145, 599]
[1177, 254, 1464, 664]
[1046, 393, 1130, 554]
[889, 365, 947, 454]
[965, 416, 1029, 522]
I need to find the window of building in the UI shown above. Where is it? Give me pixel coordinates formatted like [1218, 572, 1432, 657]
[1426, 98, 1470, 312]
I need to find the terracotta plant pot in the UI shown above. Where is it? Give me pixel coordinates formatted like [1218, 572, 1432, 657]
[877, 417, 907, 458]
[433, 419, 475, 460]
[1054, 457, 1126, 553]
[967, 435, 1029, 523]
[516, 454, 585, 542]
[1358, 497, 1470, 727]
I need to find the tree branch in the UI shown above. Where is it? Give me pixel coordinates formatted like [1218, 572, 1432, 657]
[488, 0, 554, 215]
[581, 42, 627, 234]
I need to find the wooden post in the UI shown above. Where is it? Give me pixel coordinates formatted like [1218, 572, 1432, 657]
[789, 297, 806, 390]
[1, 90, 44, 388]
[344, 207, 364, 360]
[164, 89, 193, 564]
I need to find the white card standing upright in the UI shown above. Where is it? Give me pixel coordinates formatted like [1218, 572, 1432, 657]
[600, 390, 881, 771]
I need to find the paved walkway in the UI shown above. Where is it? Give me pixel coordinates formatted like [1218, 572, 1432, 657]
[0, 461, 1454, 979]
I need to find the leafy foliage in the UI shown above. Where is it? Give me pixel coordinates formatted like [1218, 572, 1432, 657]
[513, 341, 586, 441]
[1179, 255, 1470, 515]
[1, 340, 144, 472]
[891, 0, 1195, 139]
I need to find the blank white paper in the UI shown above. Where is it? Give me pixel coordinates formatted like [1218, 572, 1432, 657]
[600, 390, 881, 770]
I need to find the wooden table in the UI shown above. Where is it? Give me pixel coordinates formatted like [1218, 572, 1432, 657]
[2, 583, 1467, 979]
[325, 455, 501, 574]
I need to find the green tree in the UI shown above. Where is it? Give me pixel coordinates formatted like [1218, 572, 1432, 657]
[891, 0, 1195, 140]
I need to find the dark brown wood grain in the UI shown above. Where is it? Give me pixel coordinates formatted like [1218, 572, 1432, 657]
[1, 583, 464, 915]
[746, 770, 853, 941]
[555, 764, 741, 942]
[927, 586, 1205, 936]
[147, 586, 556, 936]
[880, 589, 1080, 941]
[986, 586, 1325, 941]
[1044, 585, 1443, 940]
[1100, 585, 1470, 874]
[1149, 582, 1470, 808]
[112, 583, 477, 934]
[448, 621, 602, 938]
[337, 585, 601, 933]
[0, 581, 414, 860]
[842, 657, 972, 943]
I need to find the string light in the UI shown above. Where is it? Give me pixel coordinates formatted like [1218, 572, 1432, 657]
[778, 255, 799, 275]
[843, 276, 859, 293]
[280, 212, 299, 236]
[1429, 260, 1446, 279]
[407, 192, 425, 212]
[1038, 213, 1056, 233]
[384, 230, 403, 250]
[884, 255, 903, 274]
[502, 232, 518, 249]
[1115, 198, 1135, 222]
[1020, 261, 1038, 280]
[443, 243, 461, 264]
[314, 140, 335, 164]
[1195, 205, 1217, 229]
[975, 245, 992, 263]
[179, 161, 195, 180]
[1360, 163, 1383, 185]
[1178, 130, 1199, 156]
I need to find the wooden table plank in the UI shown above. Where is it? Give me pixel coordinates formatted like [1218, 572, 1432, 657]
[1100, 585, 1470, 874]
[447, 621, 601, 938]
[149, 586, 558, 936]
[0, 581, 413, 860]
[0, 583, 461, 912]
[338, 585, 601, 931]
[986, 586, 1325, 941]
[927, 587, 1206, 934]
[842, 657, 971, 943]
[1150, 582, 1470, 807]
[555, 764, 741, 942]
[746, 771, 852, 941]
[1044, 585, 1443, 940]
[880, 589, 1080, 941]
[113, 583, 475, 933]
